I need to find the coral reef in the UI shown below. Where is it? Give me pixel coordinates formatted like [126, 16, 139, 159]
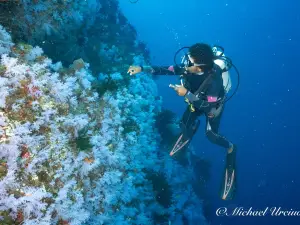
[0, 0, 150, 76]
[0, 0, 209, 224]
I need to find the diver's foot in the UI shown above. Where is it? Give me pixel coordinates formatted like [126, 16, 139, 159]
[226, 143, 237, 168]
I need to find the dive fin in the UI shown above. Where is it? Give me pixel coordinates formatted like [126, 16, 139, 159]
[220, 144, 237, 200]
[169, 134, 190, 156]
[169, 120, 200, 156]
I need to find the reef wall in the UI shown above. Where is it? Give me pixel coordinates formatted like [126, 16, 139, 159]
[0, 1, 208, 224]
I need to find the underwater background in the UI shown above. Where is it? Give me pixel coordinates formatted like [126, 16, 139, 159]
[120, 0, 300, 225]
[0, 0, 299, 224]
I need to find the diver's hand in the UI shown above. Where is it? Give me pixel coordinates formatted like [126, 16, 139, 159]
[169, 84, 188, 96]
[176, 85, 188, 96]
[127, 65, 142, 76]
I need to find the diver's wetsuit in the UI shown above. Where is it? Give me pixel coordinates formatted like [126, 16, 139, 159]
[145, 64, 231, 149]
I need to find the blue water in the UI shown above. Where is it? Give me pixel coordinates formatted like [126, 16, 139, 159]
[120, 0, 300, 224]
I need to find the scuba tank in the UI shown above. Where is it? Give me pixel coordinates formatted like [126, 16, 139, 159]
[212, 46, 232, 94]
[211, 45, 240, 103]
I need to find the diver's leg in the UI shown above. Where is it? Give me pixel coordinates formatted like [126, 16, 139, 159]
[180, 106, 201, 139]
[205, 105, 232, 149]
[205, 104, 237, 200]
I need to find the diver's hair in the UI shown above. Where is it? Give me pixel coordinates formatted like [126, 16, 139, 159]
[189, 43, 214, 70]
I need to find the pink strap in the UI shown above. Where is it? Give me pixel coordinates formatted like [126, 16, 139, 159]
[207, 96, 218, 102]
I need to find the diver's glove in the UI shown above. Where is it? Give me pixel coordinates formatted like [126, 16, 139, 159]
[127, 65, 142, 75]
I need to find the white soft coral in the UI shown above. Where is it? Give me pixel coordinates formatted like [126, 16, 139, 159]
[25, 46, 44, 61]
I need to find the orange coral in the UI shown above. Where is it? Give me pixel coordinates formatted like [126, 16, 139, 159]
[16, 210, 24, 223]
[84, 157, 94, 164]
[58, 219, 70, 225]
[20, 145, 30, 158]
[0, 126, 9, 143]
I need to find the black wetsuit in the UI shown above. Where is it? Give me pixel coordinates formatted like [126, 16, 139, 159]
[148, 64, 231, 149]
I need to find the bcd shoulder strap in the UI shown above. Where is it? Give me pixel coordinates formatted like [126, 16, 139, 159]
[193, 70, 215, 97]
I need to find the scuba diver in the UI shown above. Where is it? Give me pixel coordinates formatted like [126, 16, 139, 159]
[127, 43, 238, 200]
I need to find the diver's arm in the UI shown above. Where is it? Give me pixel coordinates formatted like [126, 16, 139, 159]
[185, 93, 209, 109]
[185, 91, 200, 102]
[185, 91, 218, 109]
[185, 92, 206, 109]
[141, 65, 184, 75]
